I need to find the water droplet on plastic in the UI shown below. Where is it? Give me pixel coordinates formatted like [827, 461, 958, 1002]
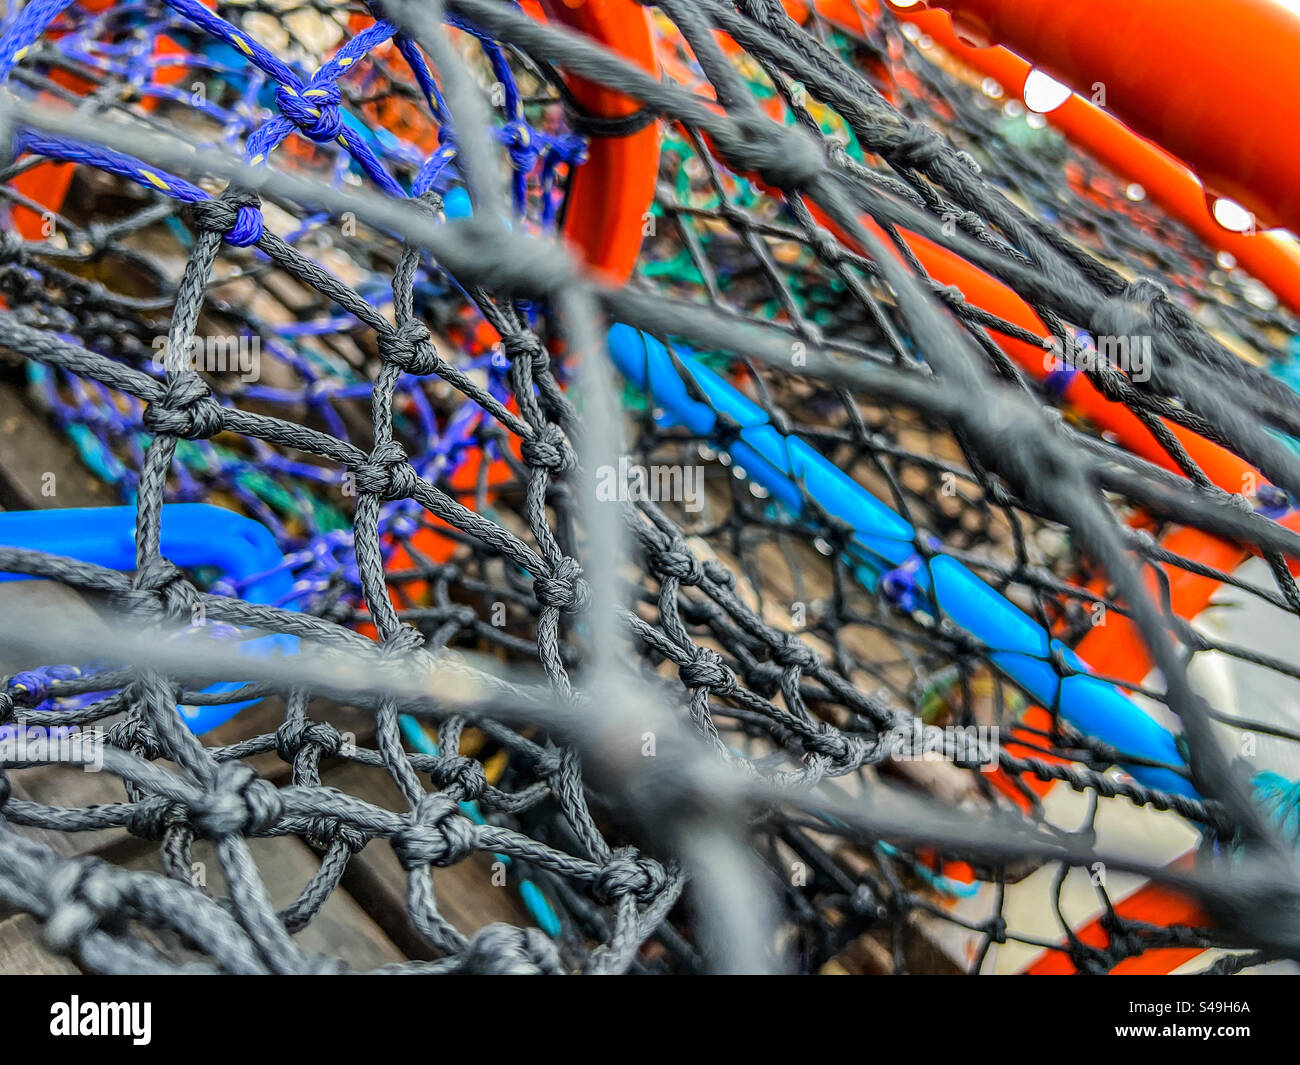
[1023, 68, 1072, 114]
[1211, 196, 1254, 233]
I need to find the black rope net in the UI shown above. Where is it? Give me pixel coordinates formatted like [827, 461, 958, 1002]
[0, 0, 1299, 975]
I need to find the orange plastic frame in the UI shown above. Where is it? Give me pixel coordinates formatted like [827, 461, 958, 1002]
[890, 4, 1300, 318]
[668, 2, 1268, 497]
[893, 0, 1300, 240]
[786, 0, 1300, 315]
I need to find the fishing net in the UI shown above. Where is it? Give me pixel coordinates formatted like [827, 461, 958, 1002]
[1, 0, 1300, 974]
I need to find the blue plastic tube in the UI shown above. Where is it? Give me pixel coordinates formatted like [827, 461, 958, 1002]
[606, 324, 1194, 797]
[0, 503, 296, 734]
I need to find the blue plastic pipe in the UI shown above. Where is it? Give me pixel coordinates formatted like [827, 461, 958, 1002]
[0, 503, 296, 734]
[606, 324, 1194, 797]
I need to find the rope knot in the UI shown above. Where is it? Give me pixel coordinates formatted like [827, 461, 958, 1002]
[985, 915, 1008, 944]
[808, 226, 844, 265]
[533, 556, 591, 613]
[678, 647, 736, 693]
[275, 718, 342, 762]
[124, 798, 187, 840]
[713, 116, 824, 191]
[392, 793, 477, 869]
[380, 623, 426, 657]
[430, 754, 487, 800]
[520, 423, 575, 474]
[191, 762, 284, 838]
[594, 848, 668, 904]
[458, 923, 563, 974]
[189, 188, 264, 247]
[648, 541, 704, 585]
[1091, 278, 1165, 341]
[114, 557, 198, 621]
[500, 119, 539, 172]
[448, 604, 479, 630]
[7, 665, 80, 708]
[43, 863, 122, 956]
[773, 635, 819, 671]
[377, 319, 441, 375]
[276, 81, 344, 143]
[108, 717, 162, 762]
[804, 723, 866, 770]
[351, 439, 418, 499]
[502, 331, 549, 375]
[324, 819, 368, 853]
[1257, 484, 1291, 515]
[142, 375, 225, 440]
[890, 123, 946, 171]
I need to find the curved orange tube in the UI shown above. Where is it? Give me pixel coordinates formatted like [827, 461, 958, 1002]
[670, 3, 1268, 492]
[813, 207, 1263, 494]
[903, 0, 1300, 238]
[893, 8, 1300, 316]
[547, 0, 660, 281]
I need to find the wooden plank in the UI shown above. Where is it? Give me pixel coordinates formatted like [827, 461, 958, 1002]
[0, 379, 116, 510]
[0, 523, 377, 859]
[124, 835, 406, 970]
[0, 579, 129, 857]
[0, 913, 81, 974]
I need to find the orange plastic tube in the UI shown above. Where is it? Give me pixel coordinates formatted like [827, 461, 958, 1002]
[1026, 852, 1208, 975]
[903, 0, 1300, 238]
[548, 0, 660, 281]
[791, 1, 1300, 314]
[890, 7, 1300, 317]
[812, 205, 1263, 493]
[692, 4, 1268, 492]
